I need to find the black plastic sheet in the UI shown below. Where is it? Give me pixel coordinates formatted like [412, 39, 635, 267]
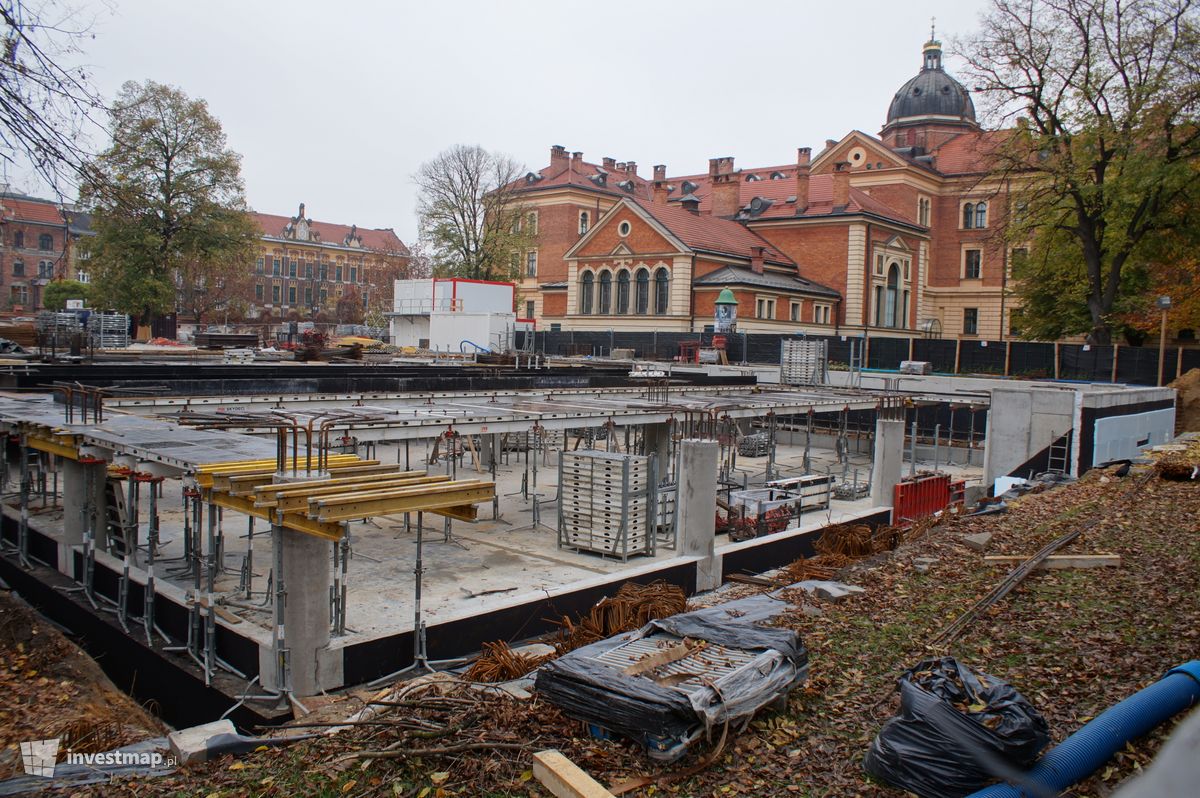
[864, 657, 1050, 798]
[534, 595, 807, 752]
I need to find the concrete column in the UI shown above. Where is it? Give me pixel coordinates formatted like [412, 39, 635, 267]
[644, 422, 672, 482]
[282, 531, 331, 696]
[479, 433, 494, 470]
[61, 459, 106, 547]
[676, 438, 721, 591]
[871, 418, 905, 508]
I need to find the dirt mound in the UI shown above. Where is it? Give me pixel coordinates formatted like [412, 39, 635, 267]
[0, 589, 166, 778]
[1169, 368, 1200, 432]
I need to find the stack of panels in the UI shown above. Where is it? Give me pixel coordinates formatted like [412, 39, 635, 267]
[559, 450, 651, 558]
[780, 338, 828, 385]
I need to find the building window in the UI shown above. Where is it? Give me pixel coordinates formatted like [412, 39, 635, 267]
[271, 284, 281, 303]
[616, 269, 630, 314]
[319, 263, 328, 281]
[963, 307, 979, 335]
[38, 234, 52, 251]
[875, 254, 884, 276]
[255, 283, 264, 301]
[349, 266, 358, 283]
[598, 270, 612, 314]
[755, 297, 776, 319]
[579, 271, 594, 314]
[255, 257, 264, 274]
[306, 262, 314, 279]
[10, 285, 28, 306]
[790, 301, 801, 322]
[363, 292, 370, 309]
[964, 249, 982, 279]
[1010, 247, 1028, 278]
[526, 250, 537, 277]
[525, 300, 535, 319]
[578, 211, 589, 235]
[526, 211, 538, 235]
[320, 288, 328, 303]
[12, 261, 23, 277]
[975, 202, 987, 228]
[918, 196, 931, 226]
[617, 220, 631, 237]
[336, 264, 343, 282]
[875, 263, 902, 327]
[38, 261, 53, 278]
[814, 303, 831, 324]
[288, 285, 297, 304]
[635, 269, 649, 314]
[76, 271, 90, 284]
[305, 287, 313, 306]
[962, 202, 975, 229]
[287, 259, 296, 277]
[654, 268, 669, 315]
[12, 231, 23, 248]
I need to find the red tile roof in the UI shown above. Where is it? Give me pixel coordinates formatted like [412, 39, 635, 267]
[0, 195, 65, 226]
[633, 199, 792, 264]
[928, 130, 1012, 175]
[511, 157, 653, 200]
[252, 211, 408, 254]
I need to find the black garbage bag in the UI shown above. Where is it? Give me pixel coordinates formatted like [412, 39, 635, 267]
[863, 657, 1050, 798]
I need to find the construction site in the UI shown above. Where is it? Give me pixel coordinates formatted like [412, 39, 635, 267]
[0, 338, 1192, 797]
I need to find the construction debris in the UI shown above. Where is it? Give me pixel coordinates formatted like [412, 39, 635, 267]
[983, 554, 1122, 569]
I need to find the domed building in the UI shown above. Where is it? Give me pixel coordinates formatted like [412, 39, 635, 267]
[505, 36, 1020, 342]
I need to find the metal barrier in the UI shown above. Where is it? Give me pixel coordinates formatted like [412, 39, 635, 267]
[892, 473, 965, 527]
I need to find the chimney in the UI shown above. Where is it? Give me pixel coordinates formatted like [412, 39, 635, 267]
[832, 161, 851, 209]
[680, 194, 701, 214]
[602, 157, 616, 170]
[794, 147, 811, 214]
[625, 161, 637, 177]
[652, 164, 669, 205]
[708, 156, 739, 217]
[825, 139, 837, 151]
[750, 246, 765, 274]
[571, 151, 583, 168]
[550, 145, 568, 168]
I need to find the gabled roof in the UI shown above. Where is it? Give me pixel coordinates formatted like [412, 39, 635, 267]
[0, 195, 65, 226]
[693, 265, 840, 298]
[633, 198, 793, 264]
[734, 173, 919, 228]
[252, 212, 409, 254]
[928, 129, 1012, 175]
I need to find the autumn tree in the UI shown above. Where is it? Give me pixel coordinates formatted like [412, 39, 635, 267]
[80, 80, 256, 322]
[961, 0, 1200, 343]
[0, 0, 105, 190]
[414, 144, 536, 281]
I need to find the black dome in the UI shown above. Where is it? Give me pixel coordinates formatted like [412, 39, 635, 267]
[886, 42, 976, 126]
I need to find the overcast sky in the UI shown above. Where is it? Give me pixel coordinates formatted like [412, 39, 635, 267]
[15, 0, 993, 244]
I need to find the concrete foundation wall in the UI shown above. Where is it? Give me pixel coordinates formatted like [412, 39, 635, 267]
[983, 386, 1077, 486]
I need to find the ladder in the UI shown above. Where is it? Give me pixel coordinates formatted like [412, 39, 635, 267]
[1046, 430, 1072, 476]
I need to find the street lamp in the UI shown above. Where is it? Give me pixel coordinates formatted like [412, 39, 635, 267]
[1157, 295, 1172, 387]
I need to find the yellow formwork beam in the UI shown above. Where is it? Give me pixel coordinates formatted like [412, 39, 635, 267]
[196, 455, 369, 488]
[229, 463, 407, 495]
[210, 491, 344, 541]
[248, 469, 428, 497]
[311, 483, 495, 523]
[263, 475, 454, 513]
[26, 432, 80, 461]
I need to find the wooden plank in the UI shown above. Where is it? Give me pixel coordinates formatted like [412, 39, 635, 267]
[265, 475, 454, 511]
[983, 554, 1122, 569]
[532, 750, 616, 798]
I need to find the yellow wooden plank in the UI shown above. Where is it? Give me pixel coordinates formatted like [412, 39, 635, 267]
[27, 433, 80, 461]
[313, 479, 486, 505]
[312, 485, 495, 522]
[532, 750, 616, 798]
[266, 475, 454, 512]
[211, 491, 344, 540]
[250, 469, 429, 497]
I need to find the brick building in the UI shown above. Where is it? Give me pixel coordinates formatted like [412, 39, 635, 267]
[246, 203, 411, 321]
[0, 192, 73, 312]
[512, 36, 1019, 339]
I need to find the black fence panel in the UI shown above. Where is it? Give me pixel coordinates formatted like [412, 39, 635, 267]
[1183, 348, 1200, 375]
[868, 337, 909, 370]
[1113, 345, 1168, 386]
[957, 340, 1007, 375]
[1059, 345, 1113, 382]
[911, 339, 958, 373]
[1008, 342, 1055, 378]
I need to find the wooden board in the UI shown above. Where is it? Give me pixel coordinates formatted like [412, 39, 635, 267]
[983, 554, 1122, 569]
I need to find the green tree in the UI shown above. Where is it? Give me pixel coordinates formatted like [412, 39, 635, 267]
[414, 144, 536, 281]
[80, 80, 255, 322]
[961, 0, 1200, 343]
[41, 279, 91, 310]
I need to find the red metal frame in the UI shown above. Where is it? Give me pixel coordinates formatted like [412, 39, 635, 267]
[892, 473, 965, 527]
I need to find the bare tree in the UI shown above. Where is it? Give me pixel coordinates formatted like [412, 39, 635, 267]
[960, 0, 1200, 343]
[414, 144, 536, 281]
[0, 0, 106, 191]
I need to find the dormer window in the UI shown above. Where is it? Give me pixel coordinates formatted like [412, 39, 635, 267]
[745, 173, 761, 182]
[770, 171, 787, 180]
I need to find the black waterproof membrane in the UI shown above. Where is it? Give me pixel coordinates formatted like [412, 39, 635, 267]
[864, 657, 1051, 798]
[534, 595, 808, 759]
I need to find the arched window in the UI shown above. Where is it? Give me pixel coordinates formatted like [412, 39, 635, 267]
[635, 269, 649, 314]
[579, 271, 594, 314]
[654, 268, 669, 315]
[38, 234, 52, 251]
[974, 202, 987, 228]
[13, 231, 23, 248]
[962, 202, 975, 229]
[884, 263, 900, 327]
[578, 211, 589, 235]
[598, 270, 612, 314]
[616, 269, 631, 314]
